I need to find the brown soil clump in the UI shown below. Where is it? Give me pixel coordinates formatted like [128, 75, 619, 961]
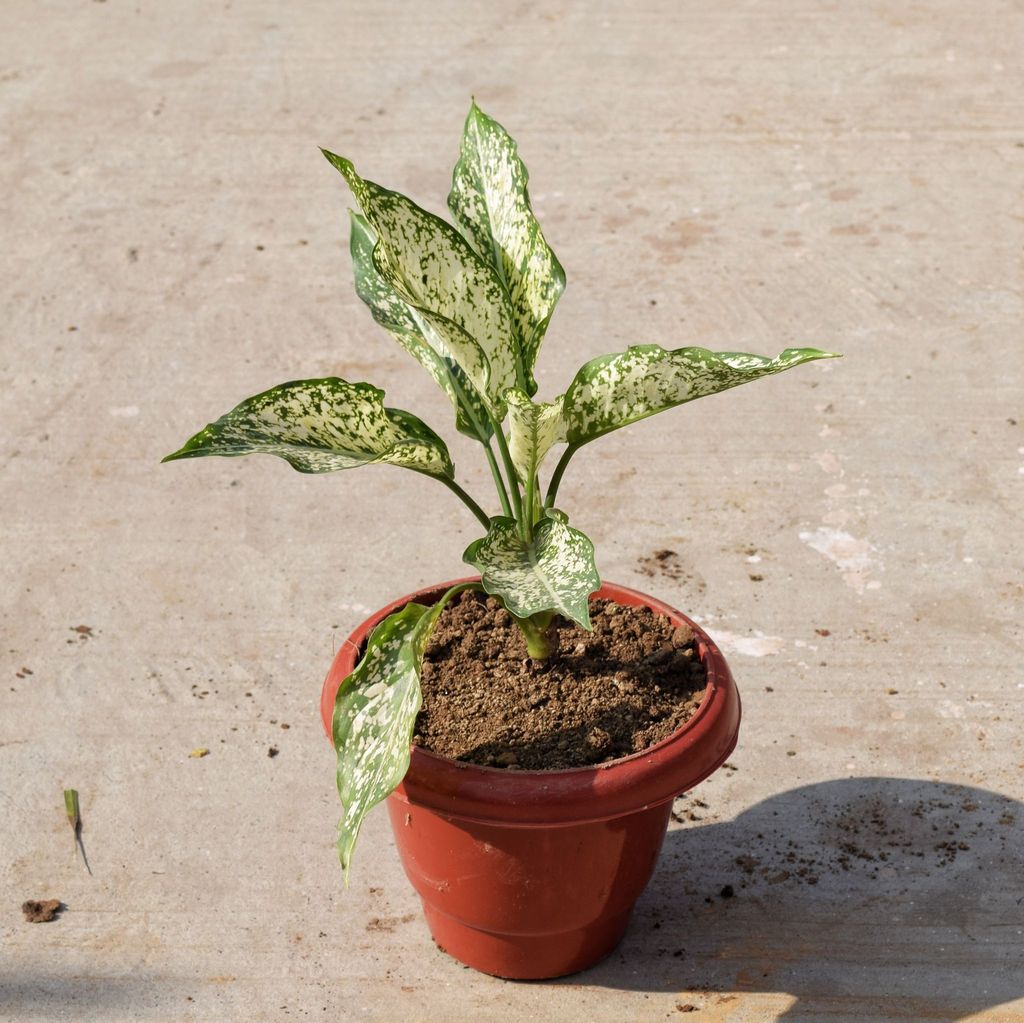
[414, 591, 707, 770]
[22, 899, 62, 923]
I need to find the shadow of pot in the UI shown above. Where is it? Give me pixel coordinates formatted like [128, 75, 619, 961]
[575, 776, 1024, 1021]
[320, 578, 741, 979]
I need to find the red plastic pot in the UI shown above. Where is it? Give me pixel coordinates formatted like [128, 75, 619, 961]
[320, 578, 741, 979]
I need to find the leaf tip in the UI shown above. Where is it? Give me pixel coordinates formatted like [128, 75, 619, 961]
[321, 148, 354, 178]
[161, 435, 205, 463]
[796, 346, 842, 361]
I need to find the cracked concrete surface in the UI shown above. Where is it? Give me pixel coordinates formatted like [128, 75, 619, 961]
[2, 1, 1022, 1020]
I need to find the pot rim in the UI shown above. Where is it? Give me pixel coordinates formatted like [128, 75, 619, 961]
[320, 577, 741, 825]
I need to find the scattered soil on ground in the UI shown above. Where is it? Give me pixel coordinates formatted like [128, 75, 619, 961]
[22, 899, 62, 923]
[414, 591, 707, 770]
[637, 547, 687, 580]
[365, 913, 416, 932]
[666, 786, 1020, 903]
[636, 548, 706, 592]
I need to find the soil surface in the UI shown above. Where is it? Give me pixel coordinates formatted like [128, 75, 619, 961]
[413, 591, 707, 770]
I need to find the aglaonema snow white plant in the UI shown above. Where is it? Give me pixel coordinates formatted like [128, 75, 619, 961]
[164, 103, 838, 877]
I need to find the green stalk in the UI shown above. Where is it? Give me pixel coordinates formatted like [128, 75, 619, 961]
[544, 443, 579, 508]
[430, 580, 483, 617]
[420, 473, 492, 530]
[523, 471, 537, 542]
[406, 345, 505, 523]
[431, 359, 511, 520]
[489, 414, 525, 530]
[485, 442, 513, 518]
[515, 610, 555, 659]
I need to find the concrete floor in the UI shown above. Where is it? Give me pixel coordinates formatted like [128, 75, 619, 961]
[2, 1, 1022, 1020]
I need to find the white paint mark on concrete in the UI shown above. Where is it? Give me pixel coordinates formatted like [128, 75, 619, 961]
[110, 405, 139, 417]
[799, 526, 881, 594]
[710, 629, 785, 657]
[746, 554, 762, 563]
[337, 601, 372, 615]
[814, 451, 843, 475]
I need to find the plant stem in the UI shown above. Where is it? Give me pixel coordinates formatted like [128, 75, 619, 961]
[485, 443, 513, 518]
[523, 471, 537, 542]
[489, 415, 525, 529]
[427, 474, 492, 529]
[431, 580, 482, 615]
[514, 610, 555, 659]
[414, 580, 484, 649]
[431, 360, 512, 524]
[544, 443, 579, 508]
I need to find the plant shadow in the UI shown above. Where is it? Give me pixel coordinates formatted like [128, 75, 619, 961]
[564, 777, 1024, 1022]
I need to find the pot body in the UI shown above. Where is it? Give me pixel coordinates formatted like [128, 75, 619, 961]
[320, 579, 741, 979]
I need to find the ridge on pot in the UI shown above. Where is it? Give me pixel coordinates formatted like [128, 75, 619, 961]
[320, 578, 741, 979]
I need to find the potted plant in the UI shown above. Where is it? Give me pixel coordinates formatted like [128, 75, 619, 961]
[164, 103, 836, 979]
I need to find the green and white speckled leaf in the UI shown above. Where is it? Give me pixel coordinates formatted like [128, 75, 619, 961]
[505, 388, 566, 483]
[162, 378, 454, 478]
[448, 102, 565, 395]
[323, 150, 521, 416]
[564, 346, 838, 446]
[463, 510, 600, 629]
[349, 212, 492, 442]
[332, 601, 439, 878]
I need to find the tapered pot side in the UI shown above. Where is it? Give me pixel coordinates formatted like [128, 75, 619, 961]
[320, 578, 741, 979]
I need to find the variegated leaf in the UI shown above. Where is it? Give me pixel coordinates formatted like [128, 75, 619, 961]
[463, 510, 600, 629]
[162, 378, 454, 478]
[563, 346, 838, 446]
[505, 387, 566, 484]
[322, 149, 521, 416]
[349, 212, 492, 442]
[333, 601, 439, 877]
[448, 102, 565, 394]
